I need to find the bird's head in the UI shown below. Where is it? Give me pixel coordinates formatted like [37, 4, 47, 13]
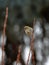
[24, 26, 33, 36]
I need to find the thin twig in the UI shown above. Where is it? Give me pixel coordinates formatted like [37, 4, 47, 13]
[2, 7, 8, 65]
[16, 46, 21, 65]
[31, 18, 36, 65]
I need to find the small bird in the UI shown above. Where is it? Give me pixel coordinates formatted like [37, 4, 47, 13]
[24, 26, 33, 37]
[24, 26, 35, 65]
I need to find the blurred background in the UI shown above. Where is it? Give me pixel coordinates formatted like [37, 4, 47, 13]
[0, 0, 49, 65]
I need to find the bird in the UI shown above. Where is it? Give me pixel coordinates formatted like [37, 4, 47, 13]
[24, 26, 36, 65]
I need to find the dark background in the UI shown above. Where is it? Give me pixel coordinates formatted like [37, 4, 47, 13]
[0, 0, 49, 65]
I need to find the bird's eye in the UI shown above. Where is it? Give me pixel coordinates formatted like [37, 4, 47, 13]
[27, 31, 30, 35]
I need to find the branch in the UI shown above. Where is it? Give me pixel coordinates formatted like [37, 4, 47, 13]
[2, 7, 8, 65]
